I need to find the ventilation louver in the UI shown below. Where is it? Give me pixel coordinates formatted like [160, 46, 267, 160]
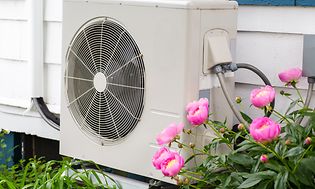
[65, 17, 145, 144]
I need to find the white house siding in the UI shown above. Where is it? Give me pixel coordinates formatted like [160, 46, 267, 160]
[0, 2, 314, 139]
[0, 0, 61, 140]
[235, 6, 315, 118]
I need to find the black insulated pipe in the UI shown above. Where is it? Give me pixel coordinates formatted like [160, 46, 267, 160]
[235, 63, 275, 117]
[32, 97, 60, 131]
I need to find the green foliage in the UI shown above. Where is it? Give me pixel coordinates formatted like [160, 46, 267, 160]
[0, 130, 121, 189]
[175, 88, 315, 188]
[0, 157, 121, 189]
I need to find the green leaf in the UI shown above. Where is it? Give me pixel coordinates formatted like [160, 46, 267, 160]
[240, 112, 252, 124]
[235, 143, 255, 153]
[274, 171, 288, 189]
[238, 176, 262, 188]
[284, 146, 304, 158]
[285, 100, 299, 115]
[229, 153, 254, 166]
[256, 180, 271, 189]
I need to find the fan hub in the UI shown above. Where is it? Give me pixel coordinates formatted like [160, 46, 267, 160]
[93, 72, 107, 92]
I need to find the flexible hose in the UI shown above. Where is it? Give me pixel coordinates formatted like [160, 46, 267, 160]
[305, 82, 314, 109]
[216, 72, 247, 124]
[33, 97, 60, 131]
[236, 63, 275, 117]
[296, 79, 314, 125]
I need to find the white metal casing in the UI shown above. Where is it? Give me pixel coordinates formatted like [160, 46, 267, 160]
[60, 0, 237, 182]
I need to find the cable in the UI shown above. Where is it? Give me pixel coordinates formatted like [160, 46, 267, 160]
[296, 78, 315, 125]
[216, 71, 247, 124]
[32, 97, 60, 131]
[305, 78, 315, 108]
[236, 63, 275, 117]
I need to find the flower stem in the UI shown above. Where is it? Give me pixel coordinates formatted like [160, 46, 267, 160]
[272, 109, 291, 124]
[173, 140, 206, 154]
[207, 121, 233, 150]
[293, 85, 305, 106]
[293, 145, 313, 173]
[181, 173, 210, 184]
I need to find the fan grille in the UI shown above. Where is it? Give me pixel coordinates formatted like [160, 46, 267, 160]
[65, 17, 145, 144]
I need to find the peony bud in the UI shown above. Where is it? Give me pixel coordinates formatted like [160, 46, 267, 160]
[238, 123, 245, 131]
[280, 90, 285, 95]
[285, 139, 291, 145]
[173, 176, 180, 181]
[219, 128, 225, 133]
[178, 143, 183, 148]
[304, 137, 312, 145]
[235, 96, 242, 104]
[183, 178, 190, 185]
[266, 105, 273, 112]
[186, 129, 192, 134]
[176, 179, 183, 186]
[260, 154, 268, 163]
[189, 142, 195, 149]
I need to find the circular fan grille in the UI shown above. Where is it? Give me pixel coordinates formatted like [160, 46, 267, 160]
[65, 17, 145, 144]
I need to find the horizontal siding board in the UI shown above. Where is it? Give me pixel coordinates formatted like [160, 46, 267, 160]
[0, 0, 62, 22]
[0, 20, 62, 64]
[238, 6, 315, 35]
[237, 0, 295, 6]
[296, 0, 315, 6]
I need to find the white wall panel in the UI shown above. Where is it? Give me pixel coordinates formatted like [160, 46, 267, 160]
[44, 22, 62, 64]
[238, 6, 315, 35]
[0, 20, 25, 60]
[0, 0, 62, 22]
[44, 0, 62, 22]
[44, 63, 61, 113]
[235, 32, 307, 88]
[0, 59, 30, 107]
[0, 0, 25, 20]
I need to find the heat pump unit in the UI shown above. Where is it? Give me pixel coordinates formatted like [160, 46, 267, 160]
[60, 0, 238, 182]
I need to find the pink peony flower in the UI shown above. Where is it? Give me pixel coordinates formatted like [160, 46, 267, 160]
[152, 147, 171, 170]
[250, 85, 275, 108]
[156, 123, 184, 145]
[186, 98, 209, 126]
[161, 151, 184, 177]
[249, 117, 281, 143]
[260, 154, 268, 163]
[304, 137, 312, 145]
[278, 68, 302, 85]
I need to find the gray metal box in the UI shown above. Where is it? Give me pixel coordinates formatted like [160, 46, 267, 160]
[303, 35, 315, 78]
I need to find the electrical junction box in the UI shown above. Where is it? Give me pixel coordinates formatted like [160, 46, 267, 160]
[303, 35, 315, 78]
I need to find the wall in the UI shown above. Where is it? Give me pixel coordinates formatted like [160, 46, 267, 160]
[235, 5, 315, 118]
[0, 1, 314, 140]
[0, 0, 61, 140]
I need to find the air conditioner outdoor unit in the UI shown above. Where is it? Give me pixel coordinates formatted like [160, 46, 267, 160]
[60, 0, 238, 183]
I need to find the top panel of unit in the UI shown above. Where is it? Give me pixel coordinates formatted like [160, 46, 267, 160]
[65, 0, 238, 10]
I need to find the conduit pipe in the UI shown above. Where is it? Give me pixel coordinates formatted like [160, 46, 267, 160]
[28, 0, 44, 98]
[27, 0, 60, 130]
